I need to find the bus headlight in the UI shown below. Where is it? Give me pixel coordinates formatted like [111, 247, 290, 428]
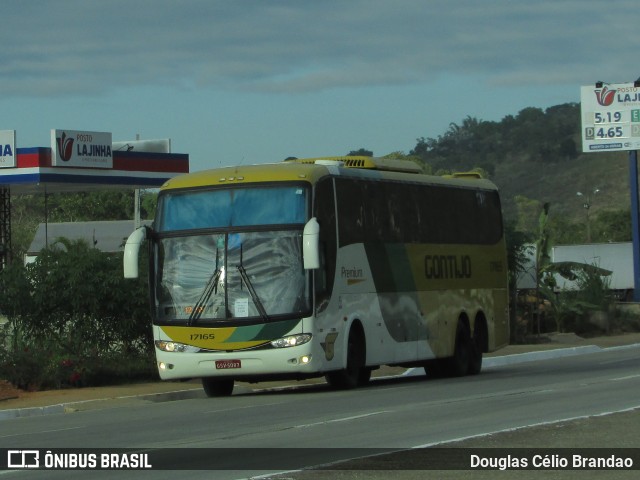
[271, 333, 312, 348]
[155, 340, 200, 353]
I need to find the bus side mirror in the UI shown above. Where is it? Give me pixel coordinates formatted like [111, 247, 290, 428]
[123, 227, 147, 279]
[303, 217, 320, 270]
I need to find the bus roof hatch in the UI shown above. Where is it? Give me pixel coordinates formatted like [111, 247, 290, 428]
[285, 156, 423, 174]
[342, 157, 422, 173]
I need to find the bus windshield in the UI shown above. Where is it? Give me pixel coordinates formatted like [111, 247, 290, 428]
[157, 185, 308, 231]
[152, 185, 311, 325]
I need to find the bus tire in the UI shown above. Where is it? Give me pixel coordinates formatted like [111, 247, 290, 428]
[358, 367, 372, 386]
[325, 326, 367, 389]
[468, 323, 486, 375]
[202, 378, 234, 397]
[448, 322, 471, 377]
[423, 359, 448, 379]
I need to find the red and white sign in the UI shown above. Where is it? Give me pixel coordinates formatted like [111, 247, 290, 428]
[51, 129, 113, 168]
[581, 82, 640, 152]
[0, 130, 16, 168]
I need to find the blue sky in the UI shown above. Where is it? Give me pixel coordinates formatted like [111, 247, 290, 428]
[2, 0, 639, 173]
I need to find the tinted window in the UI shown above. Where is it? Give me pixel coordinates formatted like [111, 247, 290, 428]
[335, 178, 502, 246]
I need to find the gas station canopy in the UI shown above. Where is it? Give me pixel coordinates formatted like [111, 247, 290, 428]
[1, 129, 188, 193]
[0, 129, 189, 268]
[0, 147, 189, 194]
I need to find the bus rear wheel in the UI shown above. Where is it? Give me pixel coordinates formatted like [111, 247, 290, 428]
[325, 327, 368, 389]
[423, 358, 448, 378]
[468, 325, 485, 375]
[448, 322, 472, 377]
[202, 378, 234, 397]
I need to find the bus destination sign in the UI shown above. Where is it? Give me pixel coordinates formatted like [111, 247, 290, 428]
[581, 82, 640, 153]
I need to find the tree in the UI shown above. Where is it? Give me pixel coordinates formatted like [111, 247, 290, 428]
[409, 102, 588, 225]
[514, 195, 543, 234]
[411, 116, 502, 173]
[347, 148, 373, 157]
[140, 190, 158, 219]
[51, 191, 135, 221]
[548, 213, 584, 245]
[538, 263, 612, 333]
[538, 283, 591, 333]
[0, 239, 153, 389]
[504, 221, 534, 342]
[9, 189, 156, 259]
[382, 151, 431, 174]
[3, 238, 151, 350]
[534, 203, 552, 335]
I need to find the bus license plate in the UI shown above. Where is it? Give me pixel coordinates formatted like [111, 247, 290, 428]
[216, 359, 241, 369]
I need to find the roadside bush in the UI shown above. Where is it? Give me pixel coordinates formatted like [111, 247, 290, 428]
[0, 238, 155, 390]
[0, 331, 156, 391]
[541, 266, 615, 336]
[609, 308, 640, 334]
[572, 268, 614, 335]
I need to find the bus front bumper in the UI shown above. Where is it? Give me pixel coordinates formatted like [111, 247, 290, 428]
[155, 344, 317, 381]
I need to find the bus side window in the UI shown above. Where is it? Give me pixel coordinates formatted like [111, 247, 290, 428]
[314, 178, 337, 311]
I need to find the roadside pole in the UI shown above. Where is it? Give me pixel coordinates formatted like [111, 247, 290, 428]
[630, 151, 640, 301]
[581, 81, 640, 302]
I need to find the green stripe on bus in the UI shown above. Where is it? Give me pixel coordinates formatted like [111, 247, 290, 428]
[225, 318, 301, 342]
[365, 243, 417, 293]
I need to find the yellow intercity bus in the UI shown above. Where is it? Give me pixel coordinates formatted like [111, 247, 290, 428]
[124, 156, 509, 397]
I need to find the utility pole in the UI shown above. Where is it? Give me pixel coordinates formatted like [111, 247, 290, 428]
[630, 151, 640, 301]
[0, 187, 10, 268]
[134, 133, 141, 229]
[576, 188, 600, 243]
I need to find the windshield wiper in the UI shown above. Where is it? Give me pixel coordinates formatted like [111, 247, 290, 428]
[236, 265, 269, 322]
[188, 249, 221, 326]
[236, 244, 269, 322]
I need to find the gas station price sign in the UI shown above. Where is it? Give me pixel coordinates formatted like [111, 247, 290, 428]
[581, 82, 640, 152]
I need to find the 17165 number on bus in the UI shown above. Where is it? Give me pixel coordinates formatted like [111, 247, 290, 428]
[215, 360, 241, 369]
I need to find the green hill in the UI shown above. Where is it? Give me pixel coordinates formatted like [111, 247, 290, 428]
[408, 103, 633, 242]
[494, 149, 629, 222]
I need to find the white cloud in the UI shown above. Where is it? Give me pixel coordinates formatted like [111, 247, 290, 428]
[1, 0, 639, 95]
[8, 0, 636, 174]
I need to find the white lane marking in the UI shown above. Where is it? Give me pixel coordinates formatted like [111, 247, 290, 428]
[610, 374, 640, 382]
[0, 426, 84, 440]
[293, 411, 391, 429]
[412, 404, 640, 448]
[203, 401, 284, 414]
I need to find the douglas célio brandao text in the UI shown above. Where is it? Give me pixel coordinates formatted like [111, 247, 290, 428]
[470, 453, 634, 470]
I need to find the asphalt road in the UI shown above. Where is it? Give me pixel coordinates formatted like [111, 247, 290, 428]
[0, 343, 638, 480]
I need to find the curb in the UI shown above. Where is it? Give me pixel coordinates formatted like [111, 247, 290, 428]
[0, 404, 65, 422]
[483, 344, 602, 368]
[484, 341, 640, 367]
[402, 342, 640, 378]
[0, 388, 204, 422]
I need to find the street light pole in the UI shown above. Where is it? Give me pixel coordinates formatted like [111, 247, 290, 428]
[630, 151, 640, 301]
[576, 188, 600, 243]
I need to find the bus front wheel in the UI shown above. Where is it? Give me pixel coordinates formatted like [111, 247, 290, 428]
[202, 378, 234, 397]
[325, 326, 368, 389]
